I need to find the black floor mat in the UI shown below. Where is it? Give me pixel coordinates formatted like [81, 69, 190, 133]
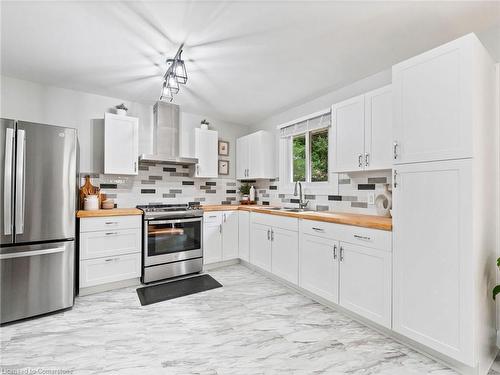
[136, 274, 223, 306]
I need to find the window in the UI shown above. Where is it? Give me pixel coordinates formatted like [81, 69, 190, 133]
[290, 128, 328, 183]
[278, 110, 335, 193]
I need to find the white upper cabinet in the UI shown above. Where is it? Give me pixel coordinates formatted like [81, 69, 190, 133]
[333, 95, 365, 172]
[332, 85, 392, 172]
[364, 85, 393, 170]
[236, 130, 275, 179]
[392, 34, 493, 164]
[104, 113, 138, 175]
[195, 128, 218, 178]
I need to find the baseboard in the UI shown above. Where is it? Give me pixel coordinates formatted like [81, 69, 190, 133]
[203, 258, 240, 271]
[78, 278, 141, 296]
[239, 261, 478, 375]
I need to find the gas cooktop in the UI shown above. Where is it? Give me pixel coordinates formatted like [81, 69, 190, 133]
[137, 203, 203, 220]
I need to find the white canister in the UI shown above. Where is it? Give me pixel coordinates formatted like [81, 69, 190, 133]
[375, 184, 392, 217]
[249, 186, 256, 202]
[84, 195, 99, 210]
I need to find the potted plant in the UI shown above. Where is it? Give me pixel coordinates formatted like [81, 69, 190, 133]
[115, 103, 128, 116]
[239, 183, 251, 203]
[493, 257, 500, 300]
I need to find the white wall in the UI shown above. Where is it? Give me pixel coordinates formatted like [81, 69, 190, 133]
[0, 75, 248, 177]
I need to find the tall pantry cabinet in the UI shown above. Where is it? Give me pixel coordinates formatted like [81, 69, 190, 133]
[392, 33, 498, 374]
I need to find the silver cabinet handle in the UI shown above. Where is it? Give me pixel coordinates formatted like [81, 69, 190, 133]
[267, 229, 270, 241]
[15, 129, 26, 235]
[105, 221, 118, 225]
[223, 213, 226, 222]
[0, 246, 64, 260]
[219, 224, 222, 234]
[196, 165, 200, 175]
[333, 244, 337, 260]
[365, 153, 369, 167]
[339, 246, 344, 262]
[105, 257, 120, 262]
[271, 229, 274, 241]
[393, 141, 398, 160]
[3, 127, 14, 235]
[393, 170, 398, 188]
[312, 227, 325, 232]
[134, 161, 137, 173]
[358, 154, 363, 168]
[105, 232, 119, 236]
[354, 234, 371, 241]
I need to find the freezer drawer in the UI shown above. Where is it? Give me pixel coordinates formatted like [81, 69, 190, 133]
[0, 241, 74, 324]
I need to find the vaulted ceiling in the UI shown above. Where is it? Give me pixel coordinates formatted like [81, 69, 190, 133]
[1, 1, 499, 125]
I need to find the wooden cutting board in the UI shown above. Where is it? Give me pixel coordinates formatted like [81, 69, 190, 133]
[79, 175, 102, 209]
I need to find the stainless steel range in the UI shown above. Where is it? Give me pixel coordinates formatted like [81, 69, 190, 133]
[137, 203, 203, 283]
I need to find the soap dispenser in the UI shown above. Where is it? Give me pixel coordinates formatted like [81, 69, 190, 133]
[249, 185, 256, 202]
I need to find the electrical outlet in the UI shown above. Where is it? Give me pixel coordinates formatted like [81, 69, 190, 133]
[368, 193, 375, 205]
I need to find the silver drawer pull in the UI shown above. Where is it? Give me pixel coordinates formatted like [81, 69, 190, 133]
[105, 221, 118, 225]
[312, 227, 325, 232]
[0, 247, 64, 260]
[354, 234, 371, 241]
[105, 232, 118, 236]
[105, 257, 119, 262]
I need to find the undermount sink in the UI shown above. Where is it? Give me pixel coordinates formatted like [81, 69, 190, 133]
[283, 208, 311, 212]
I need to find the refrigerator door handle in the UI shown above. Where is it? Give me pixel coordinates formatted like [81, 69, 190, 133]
[0, 246, 65, 260]
[3, 128, 14, 235]
[15, 129, 26, 235]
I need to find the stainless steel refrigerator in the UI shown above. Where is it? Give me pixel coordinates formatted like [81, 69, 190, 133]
[1, 118, 77, 324]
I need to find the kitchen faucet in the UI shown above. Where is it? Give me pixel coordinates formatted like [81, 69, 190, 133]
[294, 181, 309, 209]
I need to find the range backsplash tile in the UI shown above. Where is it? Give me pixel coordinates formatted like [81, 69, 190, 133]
[80, 163, 391, 215]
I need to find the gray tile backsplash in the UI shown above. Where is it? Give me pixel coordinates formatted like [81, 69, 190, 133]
[80, 162, 391, 215]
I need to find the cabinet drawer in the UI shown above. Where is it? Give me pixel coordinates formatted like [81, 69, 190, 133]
[300, 219, 391, 251]
[203, 212, 222, 224]
[80, 228, 141, 260]
[79, 253, 141, 288]
[251, 212, 298, 231]
[80, 215, 142, 232]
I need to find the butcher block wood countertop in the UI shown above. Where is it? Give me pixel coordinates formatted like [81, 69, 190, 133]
[76, 208, 143, 218]
[201, 205, 392, 231]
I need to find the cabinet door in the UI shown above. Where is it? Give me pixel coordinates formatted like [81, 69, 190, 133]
[80, 253, 141, 288]
[392, 159, 473, 364]
[339, 242, 391, 328]
[238, 211, 250, 261]
[299, 234, 339, 303]
[250, 223, 272, 271]
[104, 113, 138, 175]
[271, 227, 298, 285]
[392, 36, 473, 164]
[195, 128, 218, 178]
[248, 131, 275, 179]
[236, 136, 249, 179]
[364, 85, 392, 170]
[333, 95, 365, 172]
[222, 211, 239, 260]
[203, 213, 222, 264]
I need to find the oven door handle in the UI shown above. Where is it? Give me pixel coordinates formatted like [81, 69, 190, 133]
[147, 217, 202, 225]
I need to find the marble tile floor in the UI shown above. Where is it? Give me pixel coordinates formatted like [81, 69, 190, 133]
[1, 264, 498, 375]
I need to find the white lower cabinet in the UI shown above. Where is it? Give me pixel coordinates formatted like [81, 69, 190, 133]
[299, 234, 339, 303]
[270, 227, 298, 284]
[339, 242, 391, 328]
[79, 215, 142, 291]
[238, 211, 250, 261]
[250, 222, 272, 271]
[203, 211, 239, 265]
[80, 253, 141, 288]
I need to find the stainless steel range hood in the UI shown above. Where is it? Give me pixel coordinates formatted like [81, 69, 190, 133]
[139, 102, 198, 165]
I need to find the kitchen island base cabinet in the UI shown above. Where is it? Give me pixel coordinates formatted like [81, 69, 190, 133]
[299, 234, 339, 303]
[250, 223, 272, 272]
[271, 228, 298, 284]
[339, 242, 391, 328]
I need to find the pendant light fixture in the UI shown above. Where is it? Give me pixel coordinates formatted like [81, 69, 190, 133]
[159, 44, 188, 102]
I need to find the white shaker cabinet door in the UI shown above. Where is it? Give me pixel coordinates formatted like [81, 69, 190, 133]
[364, 85, 393, 170]
[203, 213, 222, 265]
[222, 211, 239, 260]
[392, 36, 474, 164]
[339, 242, 391, 328]
[195, 128, 218, 178]
[250, 223, 272, 272]
[238, 211, 250, 261]
[236, 136, 249, 179]
[299, 234, 339, 303]
[333, 95, 365, 172]
[104, 113, 138, 175]
[271, 227, 298, 285]
[392, 159, 473, 365]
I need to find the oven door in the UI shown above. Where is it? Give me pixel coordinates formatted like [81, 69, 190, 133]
[144, 217, 202, 267]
